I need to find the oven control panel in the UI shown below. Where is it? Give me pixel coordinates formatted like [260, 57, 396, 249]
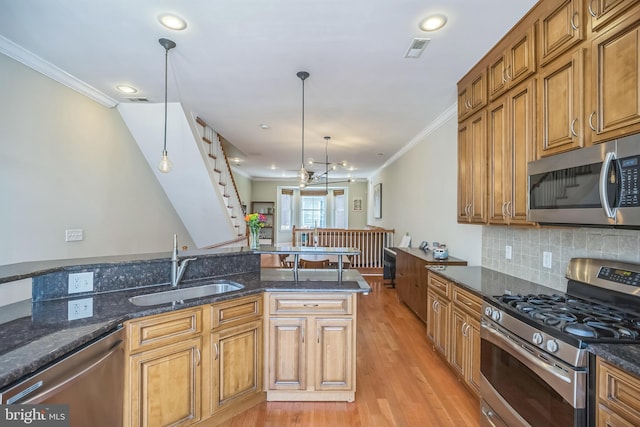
[597, 266, 640, 287]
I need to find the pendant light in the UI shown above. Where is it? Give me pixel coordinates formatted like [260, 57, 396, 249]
[297, 71, 310, 187]
[158, 38, 176, 173]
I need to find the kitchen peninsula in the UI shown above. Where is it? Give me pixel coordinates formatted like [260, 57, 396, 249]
[0, 248, 370, 427]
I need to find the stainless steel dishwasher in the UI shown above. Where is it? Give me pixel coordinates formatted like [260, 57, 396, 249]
[1, 327, 125, 427]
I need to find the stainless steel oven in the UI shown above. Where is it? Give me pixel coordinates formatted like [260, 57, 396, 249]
[527, 132, 640, 226]
[480, 258, 640, 427]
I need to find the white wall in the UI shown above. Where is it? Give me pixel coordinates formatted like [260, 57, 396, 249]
[368, 110, 483, 265]
[0, 53, 193, 266]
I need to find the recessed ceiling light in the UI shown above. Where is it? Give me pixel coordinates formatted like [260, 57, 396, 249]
[116, 85, 138, 94]
[259, 124, 270, 129]
[419, 14, 447, 32]
[159, 14, 187, 31]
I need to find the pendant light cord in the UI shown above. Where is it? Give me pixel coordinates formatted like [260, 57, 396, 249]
[301, 76, 305, 168]
[163, 46, 169, 153]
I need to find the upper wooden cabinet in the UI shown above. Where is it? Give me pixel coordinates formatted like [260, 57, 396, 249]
[588, 10, 640, 143]
[539, 0, 585, 66]
[488, 78, 537, 224]
[588, 0, 640, 34]
[458, 68, 488, 122]
[538, 48, 586, 157]
[488, 24, 537, 100]
[458, 110, 487, 224]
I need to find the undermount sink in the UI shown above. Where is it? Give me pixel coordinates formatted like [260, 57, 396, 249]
[128, 282, 244, 306]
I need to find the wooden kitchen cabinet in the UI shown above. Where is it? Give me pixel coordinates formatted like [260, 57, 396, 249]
[125, 307, 204, 427]
[396, 251, 428, 322]
[488, 24, 536, 100]
[488, 78, 536, 225]
[458, 110, 487, 223]
[597, 357, 640, 426]
[538, 0, 585, 66]
[208, 295, 263, 419]
[450, 286, 482, 398]
[426, 272, 451, 359]
[538, 48, 586, 157]
[588, 11, 640, 143]
[265, 292, 356, 402]
[588, 0, 640, 35]
[458, 67, 488, 122]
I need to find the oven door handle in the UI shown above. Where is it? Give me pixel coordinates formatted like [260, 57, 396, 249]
[481, 320, 585, 408]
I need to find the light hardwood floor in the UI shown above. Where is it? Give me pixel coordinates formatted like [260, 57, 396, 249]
[218, 277, 481, 426]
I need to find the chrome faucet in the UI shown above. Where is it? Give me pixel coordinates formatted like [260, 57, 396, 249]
[171, 234, 197, 287]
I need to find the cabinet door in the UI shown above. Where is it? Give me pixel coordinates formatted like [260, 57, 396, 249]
[434, 298, 450, 358]
[458, 68, 487, 121]
[488, 25, 536, 100]
[465, 316, 482, 397]
[488, 97, 509, 224]
[450, 307, 466, 375]
[415, 259, 428, 322]
[507, 78, 536, 225]
[129, 337, 202, 427]
[210, 320, 263, 413]
[539, 0, 585, 66]
[314, 318, 354, 391]
[589, 0, 639, 34]
[458, 111, 487, 223]
[538, 48, 585, 157]
[267, 317, 306, 390]
[590, 15, 640, 142]
[395, 251, 411, 304]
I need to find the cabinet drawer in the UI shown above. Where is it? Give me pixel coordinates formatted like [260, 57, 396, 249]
[127, 307, 202, 353]
[428, 273, 451, 298]
[598, 358, 640, 426]
[269, 293, 353, 315]
[452, 286, 482, 316]
[211, 294, 263, 330]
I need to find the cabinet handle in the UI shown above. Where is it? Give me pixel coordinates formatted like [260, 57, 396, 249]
[214, 343, 219, 361]
[502, 69, 508, 84]
[466, 99, 472, 110]
[589, 111, 597, 131]
[588, 0, 596, 17]
[501, 202, 507, 217]
[317, 327, 320, 343]
[303, 304, 320, 307]
[570, 118, 578, 137]
[196, 347, 202, 366]
[465, 323, 471, 336]
[505, 65, 512, 81]
[571, 11, 579, 31]
[301, 327, 305, 344]
[506, 200, 512, 217]
[462, 321, 467, 337]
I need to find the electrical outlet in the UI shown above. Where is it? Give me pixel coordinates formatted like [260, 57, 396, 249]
[68, 272, 94, 294]
[65, 229, 84, 242]
[68, 297, 93, 321]
[543, 251, 553, 269]
[505, 245, 512, 260]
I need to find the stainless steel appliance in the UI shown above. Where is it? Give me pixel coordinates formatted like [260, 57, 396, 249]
[528, 133, 640, 226]
[480, 258, 640, 427]
[1, 327, 124, 427]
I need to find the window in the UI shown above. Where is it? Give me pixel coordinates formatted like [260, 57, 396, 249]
[300, 191, 326, 228]
[333, 189, 346, 228]
[279, 189, 293, 231]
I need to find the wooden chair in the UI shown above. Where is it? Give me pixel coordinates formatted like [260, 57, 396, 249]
[299, 259, 330, 269]
[279, 254, 294, 268]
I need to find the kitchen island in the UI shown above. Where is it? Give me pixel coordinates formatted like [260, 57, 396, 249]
[0, 248, 369, 400]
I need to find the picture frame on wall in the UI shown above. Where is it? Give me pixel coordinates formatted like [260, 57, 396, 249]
[373, 183, 382, 219]
[353, 197, 363, 211]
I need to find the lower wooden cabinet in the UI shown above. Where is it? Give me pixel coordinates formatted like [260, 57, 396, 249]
[265, 292, 356, 402]
[427, 271, 482, 398]
[125, 308, 204, 427]
[396, 251, 428, 322]
[597, 357, 640, 426]
[124, 295, 264, 427]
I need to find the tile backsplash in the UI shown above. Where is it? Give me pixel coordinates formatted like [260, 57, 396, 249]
[482, 226, 640, 292]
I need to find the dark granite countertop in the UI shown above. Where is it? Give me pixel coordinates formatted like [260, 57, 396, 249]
[0, 251, 370, 391]
[427, 265, 640, 378]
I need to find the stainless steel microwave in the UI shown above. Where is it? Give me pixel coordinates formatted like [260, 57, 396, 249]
[527, 133, 640, 227]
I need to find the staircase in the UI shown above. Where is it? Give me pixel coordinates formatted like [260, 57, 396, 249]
[117, 102, 246, 248]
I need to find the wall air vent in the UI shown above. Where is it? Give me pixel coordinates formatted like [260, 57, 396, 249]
[404, 38, 430, 59]
[125, 97, 149, 102]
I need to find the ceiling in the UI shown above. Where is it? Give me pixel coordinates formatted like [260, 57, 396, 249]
[0, 0, 537, 181]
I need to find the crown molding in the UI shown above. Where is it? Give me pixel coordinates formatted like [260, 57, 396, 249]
[368, 103, 457, 179]
[0, 35, 118, 108]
